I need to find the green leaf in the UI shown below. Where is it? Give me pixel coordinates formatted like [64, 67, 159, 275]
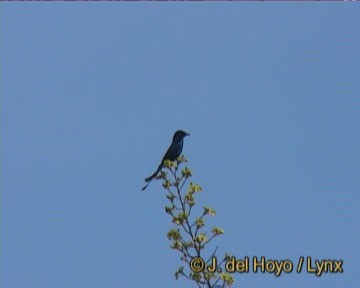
[171, 240, 183, 250]
[181, 167, 192, 178]
[220, 273, 234, 285]
[190, 272, 201, 282]
[162, 180, 171, 189]
[185, 191, 195, 206]
[163, 159, 175, 168]
[167, 229, 181, 240]
[176, 155, 188, 163]
[195, 217, 205, 229]
[211, 226, 224, 235]
[165, 206, 174, 215]
[188, 182, 202, 193]
[194, 233, 208, 243]
[172, 211, 188, 225]
[204, 206, 216, 216]
[174, 266, 184, 280]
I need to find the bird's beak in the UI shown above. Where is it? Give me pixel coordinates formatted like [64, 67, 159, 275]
[186, 132, 190, 136]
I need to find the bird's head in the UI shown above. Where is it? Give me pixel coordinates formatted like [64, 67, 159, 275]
[173, 130, 190, 141]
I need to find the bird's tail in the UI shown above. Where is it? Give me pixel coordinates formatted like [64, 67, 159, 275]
[145, 164, 162, 182]
[141, 182, 150, 191]
[142, 164, 163, 191]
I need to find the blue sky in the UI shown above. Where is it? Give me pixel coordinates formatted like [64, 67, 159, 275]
[2, 3, 359, 288]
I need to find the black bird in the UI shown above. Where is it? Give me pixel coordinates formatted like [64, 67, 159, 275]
[142, 130, 190, 191]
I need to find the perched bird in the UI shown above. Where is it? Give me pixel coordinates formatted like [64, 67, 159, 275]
[142, 130, 190, 191]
